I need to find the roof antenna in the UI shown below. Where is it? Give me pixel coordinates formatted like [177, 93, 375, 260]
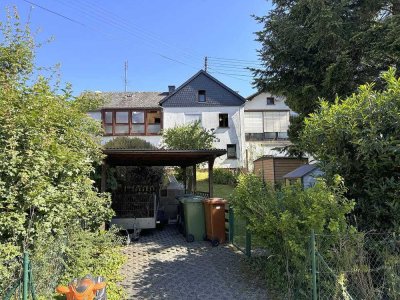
[204, 56, 208, 72]
[124, 60, 128, 92]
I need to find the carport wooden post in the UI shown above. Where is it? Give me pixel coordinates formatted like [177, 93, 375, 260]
[208, 158, 214, 198]
[183, 167, 187, 193]
[100, 162, 108, 230]
[101, 162, 108, 193]
[192, 164, 197, 193]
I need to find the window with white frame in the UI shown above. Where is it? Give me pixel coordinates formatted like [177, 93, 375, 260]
[244, 111, 290, 141]
[185, 113, 202, 124]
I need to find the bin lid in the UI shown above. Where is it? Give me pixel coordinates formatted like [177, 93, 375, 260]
[181, 195, 205, 203]
[203, 198, 227, 204]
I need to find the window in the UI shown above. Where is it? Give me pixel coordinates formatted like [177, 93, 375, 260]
[131, 111, 145, 134]
[102, 109, 162, 136]
[267, 97, 275, 105]
[227, 144, 237, 159]
[104, 111, 113, 134]
[198, 90, 206, 102]
[219, 113, 228, 128]
[146, 110, 161, 134]
[115, 111, 129, 134]
[185, 114, 202, 124]
[244, 111, 290, 141]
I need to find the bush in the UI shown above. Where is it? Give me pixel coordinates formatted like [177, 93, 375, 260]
[213, 168, 237, 185]
[30, 226, 126, 300]
[301, 68, 400, 231]
[0, 242, 21, 296]
[230, 174, 355, 298]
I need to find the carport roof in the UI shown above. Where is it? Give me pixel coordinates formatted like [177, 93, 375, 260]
[103, 148, 226, 167]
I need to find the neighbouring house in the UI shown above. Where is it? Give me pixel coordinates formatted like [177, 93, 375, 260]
[253, 156, 308, 186]
[159, 70, 246, 169]
[88, 91, 167, 147]
[283, 164, 324, 189]
[244, 91, 295, 171]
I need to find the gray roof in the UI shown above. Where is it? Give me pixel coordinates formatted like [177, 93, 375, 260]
[246, 91, 263, 100]
[283, 164, 318, 179]
[160, 70, 246, 107]
[90, 92, 168, 110]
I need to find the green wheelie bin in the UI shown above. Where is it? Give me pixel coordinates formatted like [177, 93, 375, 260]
[182, 196, 206, 242]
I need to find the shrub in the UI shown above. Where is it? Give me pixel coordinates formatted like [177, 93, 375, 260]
[230, 174, 355, 298]
[30, 226, 126, 300]
[213, 168, 237, 185]
[301, 68, 400, 231]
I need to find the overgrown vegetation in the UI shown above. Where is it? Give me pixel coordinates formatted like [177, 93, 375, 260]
[0, 9, 125, 299]
[162, 120, 216, 150]
[103, 137, 164, 192]
[212, 168, 238, 186]
[230, 174, 354, 298]
[301, 68, 400, 232]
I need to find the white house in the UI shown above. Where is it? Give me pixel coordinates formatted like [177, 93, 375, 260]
[160, 70, 246, 169]
[88, 70, 246, 169]
[244, 92, 295, 171]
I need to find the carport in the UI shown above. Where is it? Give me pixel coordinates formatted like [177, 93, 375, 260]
[101, 148, 226, 229]
[101, 148, 227, 197]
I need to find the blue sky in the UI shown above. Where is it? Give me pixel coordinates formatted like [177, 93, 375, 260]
[1, 0, 271, 97]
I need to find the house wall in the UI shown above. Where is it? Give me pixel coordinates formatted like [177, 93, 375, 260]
[245, 92, 294, 112]
[162, 106, 245, 169]
[244, 93, 295, 171]
[88, 111, 162, 147]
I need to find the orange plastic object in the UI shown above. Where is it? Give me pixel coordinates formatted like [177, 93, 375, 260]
[203, 198, 227, 245]
[56, 278, 106, 300]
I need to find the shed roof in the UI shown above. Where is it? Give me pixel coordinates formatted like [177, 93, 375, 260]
[89, 92, 167, 110]
[103, 148, 226, 167]
[283, 164, 318, 179]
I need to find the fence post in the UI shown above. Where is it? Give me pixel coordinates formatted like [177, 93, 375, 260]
[23, 252, 29, 300]
[311, 230, 317, 300]
[245, 219, 251, 257]
[228, 207, 234, 242]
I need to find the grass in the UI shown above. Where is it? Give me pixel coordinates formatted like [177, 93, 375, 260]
[196, 170, 235, 200]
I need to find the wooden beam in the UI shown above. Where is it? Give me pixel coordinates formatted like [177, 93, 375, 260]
[183, 167, 187, 194]
[192, 164, 197, 193]
[208, 158, 214, 198]
[101, 162, 108, 193]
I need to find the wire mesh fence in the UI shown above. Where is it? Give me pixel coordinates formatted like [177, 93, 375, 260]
[313, 232, 400, 300]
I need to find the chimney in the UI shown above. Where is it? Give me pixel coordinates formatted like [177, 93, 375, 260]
[168, 85, 175, 95]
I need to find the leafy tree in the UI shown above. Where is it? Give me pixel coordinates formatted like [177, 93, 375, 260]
[301, 68, 400, 231]
[0, 9, 112, 249]
[253, 0, 400, 142]
[103, 137, 164, 191]
[162, 121, 216, 149]
[104, 136, 156, 150]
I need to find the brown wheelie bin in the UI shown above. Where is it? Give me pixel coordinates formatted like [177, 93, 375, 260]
[203, 198, 227, 246]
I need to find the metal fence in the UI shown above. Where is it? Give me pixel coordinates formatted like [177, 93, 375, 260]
[311, 231, 400, 300]
[3, 253, 37, 300]
[228, 208, 400, 299]
[228, 207, 251, 256]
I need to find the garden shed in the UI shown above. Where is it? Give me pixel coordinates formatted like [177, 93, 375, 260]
[101, 148, 226, 230]
[283, 164, 323, 188]
[253, 155, 308, 185]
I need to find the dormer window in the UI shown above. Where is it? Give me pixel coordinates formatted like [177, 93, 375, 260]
[198, 90, 206, 102]
[267, 97, 275, 105]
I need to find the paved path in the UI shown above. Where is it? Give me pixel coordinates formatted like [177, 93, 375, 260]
[121, 226, 268, 300]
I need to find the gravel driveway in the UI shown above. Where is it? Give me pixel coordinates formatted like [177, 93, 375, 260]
[121, 226, 268, 300]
